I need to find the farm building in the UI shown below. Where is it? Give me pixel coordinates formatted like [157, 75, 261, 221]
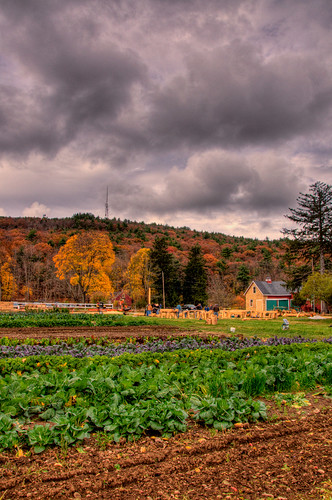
[245, 278, 292, 312]
[113, 291, 132, 307]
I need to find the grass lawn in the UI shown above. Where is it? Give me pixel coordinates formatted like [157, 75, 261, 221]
[147, 316, 332, 339]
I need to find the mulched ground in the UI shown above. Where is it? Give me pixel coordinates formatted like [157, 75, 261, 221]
[0, 325, 196, 341]
[0, 326, 331, 499]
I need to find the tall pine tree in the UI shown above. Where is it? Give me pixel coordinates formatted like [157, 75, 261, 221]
[237, 264, 251, 292]
[183, 245, 208, 305]
[283, 181, 332, 273]
[150, 236, 182, 306]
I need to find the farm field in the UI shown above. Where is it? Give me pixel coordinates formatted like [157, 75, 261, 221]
[0, 312, 331, 339]
[0, 315, 331, 499]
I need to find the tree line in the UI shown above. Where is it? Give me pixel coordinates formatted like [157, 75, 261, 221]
[52, 233, 208, 307]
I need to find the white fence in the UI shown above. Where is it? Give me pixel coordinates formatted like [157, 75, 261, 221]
[13, 302, 113, 310]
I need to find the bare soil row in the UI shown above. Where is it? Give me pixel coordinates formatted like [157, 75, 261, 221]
[0, 403, 331, 499]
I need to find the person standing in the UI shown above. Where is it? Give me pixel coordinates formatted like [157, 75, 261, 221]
[175, 304, 182, 318]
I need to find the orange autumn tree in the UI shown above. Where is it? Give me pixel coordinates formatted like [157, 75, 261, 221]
[0, 259, 17, 300]
[125, 248, 153, 306]
[53, 232, 115, 302]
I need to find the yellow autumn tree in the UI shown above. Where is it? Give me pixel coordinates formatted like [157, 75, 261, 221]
[125, 248, 153, 306]
[53, 232, 115, 302]
[0, 259, 17, 300]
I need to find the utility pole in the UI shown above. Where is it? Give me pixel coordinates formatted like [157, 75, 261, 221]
[162, 271, 165, 309]
[105, 186, 109, 219]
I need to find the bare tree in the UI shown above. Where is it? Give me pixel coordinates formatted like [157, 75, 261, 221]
[207, 274, 234, 308]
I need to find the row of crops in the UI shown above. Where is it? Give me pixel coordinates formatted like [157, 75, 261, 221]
[0, 337, 331, 453]
[0, 312, 157, 328]
[0, 334, 331, 358]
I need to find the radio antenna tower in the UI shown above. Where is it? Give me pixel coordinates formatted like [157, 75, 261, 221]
[105, 186, 109, 219]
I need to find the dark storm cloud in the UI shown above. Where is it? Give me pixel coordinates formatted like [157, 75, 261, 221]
[0, 0, 331, 236]
[112, 150, 304, 218]
[148, 46, 332, 150]
[1, 0, 332, 158]
[0, 0, 147, 157]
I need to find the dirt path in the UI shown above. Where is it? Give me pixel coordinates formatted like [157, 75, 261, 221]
[0, 325, 195, 341]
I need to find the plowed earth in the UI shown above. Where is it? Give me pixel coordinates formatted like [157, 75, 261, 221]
[0, 326, 331, 500]
[0, 325, 193, 341]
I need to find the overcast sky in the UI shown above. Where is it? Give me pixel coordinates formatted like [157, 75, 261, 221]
[0, 0, 331, 238]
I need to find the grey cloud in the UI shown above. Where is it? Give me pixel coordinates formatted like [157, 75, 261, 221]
[148, 45, 332, 150]
[0, 85, 67, 156]
[160, 151, 253, 211]
[0, 0, 147, 157]
[108, 150, 304, 218]
[1, 0, 332, 161]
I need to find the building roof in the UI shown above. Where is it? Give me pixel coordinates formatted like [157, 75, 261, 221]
[252, 280, 291, 296]
[113, 291, 132, 303]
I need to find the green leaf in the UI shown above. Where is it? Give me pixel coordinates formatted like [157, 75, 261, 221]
[34, 445, 45, 454]
[39, 408, 56, 420]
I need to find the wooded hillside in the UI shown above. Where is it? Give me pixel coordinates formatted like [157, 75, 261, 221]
[0, 213, 292, 306]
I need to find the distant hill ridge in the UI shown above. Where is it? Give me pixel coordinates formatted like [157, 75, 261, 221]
[0, 212, 287, 279]
[0, 213, 283, 243]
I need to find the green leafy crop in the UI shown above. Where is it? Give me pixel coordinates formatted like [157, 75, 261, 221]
[0, 342, 330, 452]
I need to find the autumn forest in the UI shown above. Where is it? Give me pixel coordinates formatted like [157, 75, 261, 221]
[0, 213, 309, 308]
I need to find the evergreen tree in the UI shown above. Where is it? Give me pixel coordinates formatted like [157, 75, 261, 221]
[257, 247, 274, 279]
[183, 245, 208, 305]
[281, 242, 312, 292]
[283, 182, 332, 273]
[150, 236, 182, 306]
[283, 262, 312, 293]
[237, 264, 251, 291]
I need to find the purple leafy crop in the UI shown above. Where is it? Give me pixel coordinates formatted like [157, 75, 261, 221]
[0, 336, 331, 360]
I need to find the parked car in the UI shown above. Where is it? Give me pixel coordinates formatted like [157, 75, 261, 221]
[182, 304, 196, 310]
